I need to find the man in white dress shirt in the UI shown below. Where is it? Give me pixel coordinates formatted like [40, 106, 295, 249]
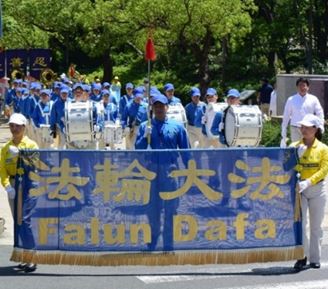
[280, 77, 324, 147]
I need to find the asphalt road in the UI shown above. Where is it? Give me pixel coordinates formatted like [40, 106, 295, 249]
[1, 116, 328, 289]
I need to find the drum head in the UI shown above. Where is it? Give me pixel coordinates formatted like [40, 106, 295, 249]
[224, 105, 262, 147]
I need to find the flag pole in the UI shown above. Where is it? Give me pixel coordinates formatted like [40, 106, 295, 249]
[145, 30, 156, 148]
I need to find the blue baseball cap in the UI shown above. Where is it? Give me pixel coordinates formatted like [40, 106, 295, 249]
[164, 83, 174, 92]
[133, 87, 144, 98]
[60, 87, 69, 94]
[126, 82, 134, 89]
[190, 87, 201, 97]
[152, 94, 168, 105]
[40, 89, 51, 96]
[206, 88, 217, 96]
[73, 83, 83, 91]
[93, 83, 102, 91]
[83, 84, 91, 92]
[30, 82, 42, 90]
[227, 88, 240, 98]
[102, 82, 110, 88]
[101, 89, 110, 96]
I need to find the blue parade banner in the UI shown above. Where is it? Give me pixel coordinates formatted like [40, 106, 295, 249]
[29, 49, 52, 80]
[6, 49, 28, 78]
[11, 148, 303, 266]
[0, 49, 5, 78]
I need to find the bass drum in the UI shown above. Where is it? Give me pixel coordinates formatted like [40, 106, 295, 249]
[65, 100, 94, 143]
[224, 105, 262, 147]
[39, 124, 52, 143]
[166, 103, 187, 127]
[205, 102, 228, 139]
[103, 122, 123, 144]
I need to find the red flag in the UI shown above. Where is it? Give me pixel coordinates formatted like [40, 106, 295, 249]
[145, 37, 156, 61]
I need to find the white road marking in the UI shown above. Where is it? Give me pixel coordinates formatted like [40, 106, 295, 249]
[226, 279, 328, 289]
[137, 262, 328, 284]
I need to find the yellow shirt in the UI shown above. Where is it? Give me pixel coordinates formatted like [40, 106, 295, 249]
[0, 136, 38, 188]
[291, 138, 328, 185]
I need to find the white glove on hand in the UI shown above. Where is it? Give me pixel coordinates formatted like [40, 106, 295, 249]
[218, 122, 224, 132]
[5, 185, 16, 199]
[297, 144, 307, 158]
[144, 126, 152, 138]
[280, 138, 287, 148]
[94, 125, 100, 133]
[201, 116, 207, 125]
[8, 145, 19, 157]
[298, 179, 311, 193]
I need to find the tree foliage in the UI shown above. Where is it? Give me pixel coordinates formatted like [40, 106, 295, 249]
[1, 0, 328, 94]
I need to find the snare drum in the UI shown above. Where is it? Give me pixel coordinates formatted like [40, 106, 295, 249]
[65, 101, 94, 143]
[39, 124, 52, 143]
[103, 122, 123, 144]
[224, 105, 262, 147]
[166, 103, 187, 127]
[205, 102, 228, 139]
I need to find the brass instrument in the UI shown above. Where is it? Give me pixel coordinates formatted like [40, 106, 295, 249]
[41, 68, 57, 88]
[11, 69, 24, 80]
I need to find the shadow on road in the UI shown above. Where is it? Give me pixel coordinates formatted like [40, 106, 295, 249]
[0, 265, 307, 277]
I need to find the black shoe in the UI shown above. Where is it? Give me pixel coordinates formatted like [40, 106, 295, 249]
[294, 257, 307, 270]
[310, 262, 320, 269]
[24, 263, 37, 273]
[17, 263, 27, 269]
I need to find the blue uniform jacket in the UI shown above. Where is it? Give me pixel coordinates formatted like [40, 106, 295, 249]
[121, 101, 148, 129]
[185, 101, 206, 127]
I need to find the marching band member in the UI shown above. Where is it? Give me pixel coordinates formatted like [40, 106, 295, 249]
[50, 86, 70, 149]
[90, 83, 102, 102]
[201, 88, 222, 148]
[211, 88, 241, 146]
[163, 83, 181, 105]
[119, 82, 134, 118]
[64, 83, 98, 149]
[121, 87, 148, 149]
[31, 89, 54, 148]
[4, 79, 21, 118]
[26, 82, 42, 141]
[96, 89, 120, 149]
[135, 93, 189, 251]
[50, 82, 62, 102]
[185, 87, 206, 148]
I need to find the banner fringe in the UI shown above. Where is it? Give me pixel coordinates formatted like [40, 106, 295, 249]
[10, 247, 304, 266]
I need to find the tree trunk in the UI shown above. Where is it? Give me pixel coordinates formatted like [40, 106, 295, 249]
[102, 48, 113, 82]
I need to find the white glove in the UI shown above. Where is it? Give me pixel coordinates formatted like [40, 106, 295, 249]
[94, 125, 100, 133]
[201, 116, 207, 125]
[280, 138, 287, 148]
[298, 179, 311, 193]
[297, 144, 307, 158]
[5, 185, 16, 199]
[143, 126, 152, 138]
[218, 122, 224, 132]
[8, 145, 19, 157]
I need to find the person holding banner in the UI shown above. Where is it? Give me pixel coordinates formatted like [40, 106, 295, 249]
[291, 114, 328, 270]
[0, 113, 38, 272]
[135, 93, 189, 251]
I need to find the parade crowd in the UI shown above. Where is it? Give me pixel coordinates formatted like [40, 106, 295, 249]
[1, 74, 328, 272]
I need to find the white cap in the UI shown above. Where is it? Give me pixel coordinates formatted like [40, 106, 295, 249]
[8, 113, 27, 126]
[298, 114, 324, 132]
